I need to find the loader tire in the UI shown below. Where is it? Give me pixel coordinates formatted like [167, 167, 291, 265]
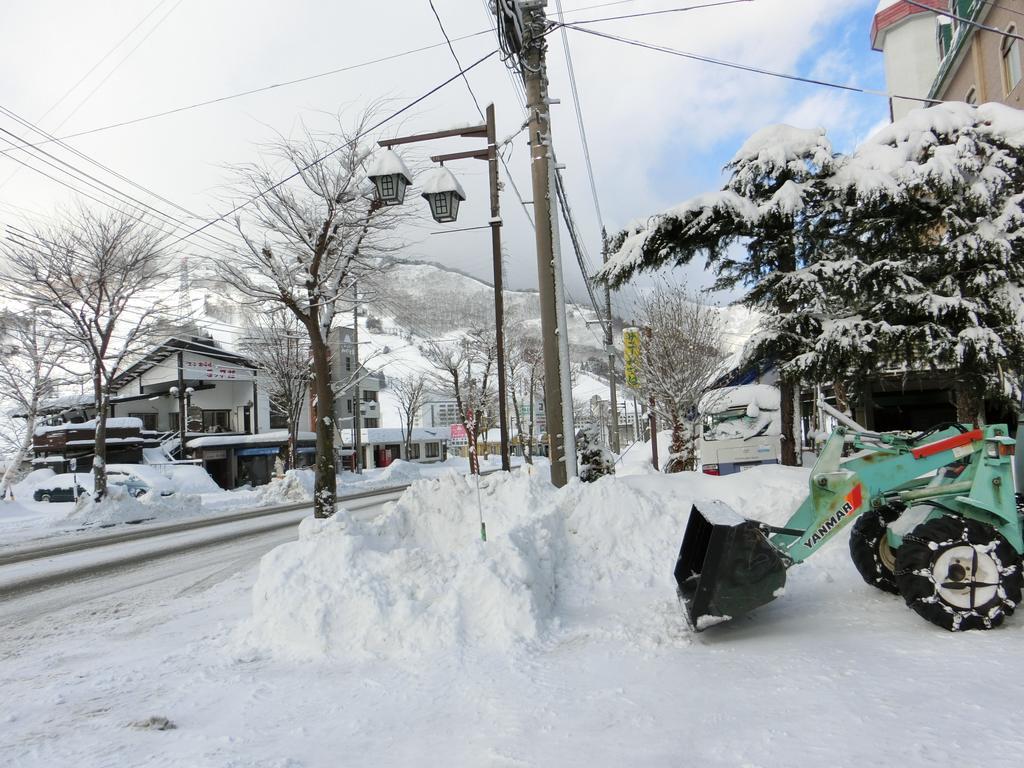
[895, 515, 1022, 631]
[849, 504, 903, 594]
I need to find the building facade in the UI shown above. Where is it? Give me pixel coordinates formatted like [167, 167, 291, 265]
[329, 326, 384, 431]
[872, 1, 1024, 118]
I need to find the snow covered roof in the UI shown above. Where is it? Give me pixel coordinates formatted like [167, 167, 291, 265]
[338, 427, 448, 445]
[366, 149, 412, 183]
[34, 417, 144, 436]
[699, 385, 781, 414]
[418, 166, 466, 200]
[187, 430, 317, 449]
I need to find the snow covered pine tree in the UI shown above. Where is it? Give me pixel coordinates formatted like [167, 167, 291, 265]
[803, 103, 1024, 422]
[598, 125, 837, 466]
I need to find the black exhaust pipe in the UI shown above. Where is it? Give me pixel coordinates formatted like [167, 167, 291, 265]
[675, 501, 791, 630]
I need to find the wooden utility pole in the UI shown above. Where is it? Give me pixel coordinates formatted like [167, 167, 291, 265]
[602, 231, 620, 453]
[486, 104, 511, 471]
[522, 1, 572, 487]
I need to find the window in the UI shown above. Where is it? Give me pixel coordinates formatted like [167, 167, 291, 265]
[202, 410, 231, 432]
[130, 412, 158, 430]
[345, 356, 352, 372]
[965, 86, 977, 105]
[269, 409, 289, 429]
[168, 412, 180, 431]
[346, 399, 352, 415]
[1004, 30, 1022, 93]
[407, 443, 421, 460]
[425, 442, 440, 458]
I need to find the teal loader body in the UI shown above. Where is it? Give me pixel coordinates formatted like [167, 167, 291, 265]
[676, 423, 1023, 632]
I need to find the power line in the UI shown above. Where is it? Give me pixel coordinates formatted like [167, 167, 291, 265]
[0, 0, 185, 191]
[161, 47, 501, 252]
[429, 0, 536, 229]
[0, 106, 241, 255]
[0, 29, 495, 157]
[559, 23, 946, 104]
[563, 0, 754, 25]
[553, 0, 605, 235]
[34, 0, 171, 127]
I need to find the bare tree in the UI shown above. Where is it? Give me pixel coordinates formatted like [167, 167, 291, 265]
[464, 326, 498, 461]
[390, 371, 427, 459]
[239, 309, 311, 471]
[0, 311, 72, 498]
[219, 112, 405, 518]
[634, 282, 724, 472]
[505, 329, 541, 465]
[421, 336, 494, 475]
[2, 208, 173, 499]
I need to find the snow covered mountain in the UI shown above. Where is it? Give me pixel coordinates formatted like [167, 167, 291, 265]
[194, 260, 763, 428]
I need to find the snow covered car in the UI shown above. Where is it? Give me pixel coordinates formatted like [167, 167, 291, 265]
[107, 470, 175, 499]
[33, 485, 88, 503]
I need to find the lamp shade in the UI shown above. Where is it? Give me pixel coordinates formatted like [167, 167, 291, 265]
[419, 166, 467, 224]
[366, 149, 413, 206]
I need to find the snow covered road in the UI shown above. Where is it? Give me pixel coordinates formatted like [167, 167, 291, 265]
[0, 488, 405, 619]
[3, 468, 1024, 767]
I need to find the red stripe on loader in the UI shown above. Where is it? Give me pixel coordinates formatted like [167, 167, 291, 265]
[911, 429, 983, 460]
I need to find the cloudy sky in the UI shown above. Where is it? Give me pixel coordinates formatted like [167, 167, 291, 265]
[0, 0, 889, 312]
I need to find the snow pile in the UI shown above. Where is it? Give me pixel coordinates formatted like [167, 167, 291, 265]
[11, 468, 56, 497]
[241, 469, 560, 660]
[60, 487, 203, 527]
[163, 464, 221, 494]
[256, 470, 315, 504]
[373, 459, 424, 485]
[240, 465, 810, 660]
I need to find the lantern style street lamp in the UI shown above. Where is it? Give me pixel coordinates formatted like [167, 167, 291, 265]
[366, 149, 413, 206]
[419, 166, 466, 224]
[374, 104, 512, 472]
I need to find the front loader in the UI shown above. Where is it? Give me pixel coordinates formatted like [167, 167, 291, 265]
[676, 417, 1023, 632]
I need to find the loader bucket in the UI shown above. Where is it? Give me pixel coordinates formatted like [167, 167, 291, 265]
[674, 500, 790, 630]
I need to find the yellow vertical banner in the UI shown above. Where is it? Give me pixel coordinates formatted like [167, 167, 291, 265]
[623, 327, 642, 388]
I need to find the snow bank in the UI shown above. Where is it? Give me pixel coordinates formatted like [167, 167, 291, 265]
[373, 459, 424, 484]
[240, 465, 810, 660]
[60, 487, 203, 527]
[241, 470, 559, 660]
[163, 464, 221, 494]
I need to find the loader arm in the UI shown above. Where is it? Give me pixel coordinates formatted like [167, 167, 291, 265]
[768, 425, 1018, 563]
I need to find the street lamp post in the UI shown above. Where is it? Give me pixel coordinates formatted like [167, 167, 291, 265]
[368, 103, 512, 473]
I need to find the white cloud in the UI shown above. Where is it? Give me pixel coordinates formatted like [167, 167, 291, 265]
[0, 0, 885, 300]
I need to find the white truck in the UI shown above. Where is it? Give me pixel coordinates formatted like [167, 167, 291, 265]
[697, 384, 782, 475]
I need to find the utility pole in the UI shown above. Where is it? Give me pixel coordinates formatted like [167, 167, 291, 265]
[486, 104, 511, 472]
[522, 0, 574, 487]
[352, 284, 362, 474]
[601, 230, 620, 453]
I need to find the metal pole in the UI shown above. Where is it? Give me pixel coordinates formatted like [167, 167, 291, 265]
[643, 326, 659, 470]
[176, 350, 186, 458]
[487, 103, 511, 472]
[602, 231, 620, 453]
[352, 283, 363, 474]
[523, 2, 569, 487]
